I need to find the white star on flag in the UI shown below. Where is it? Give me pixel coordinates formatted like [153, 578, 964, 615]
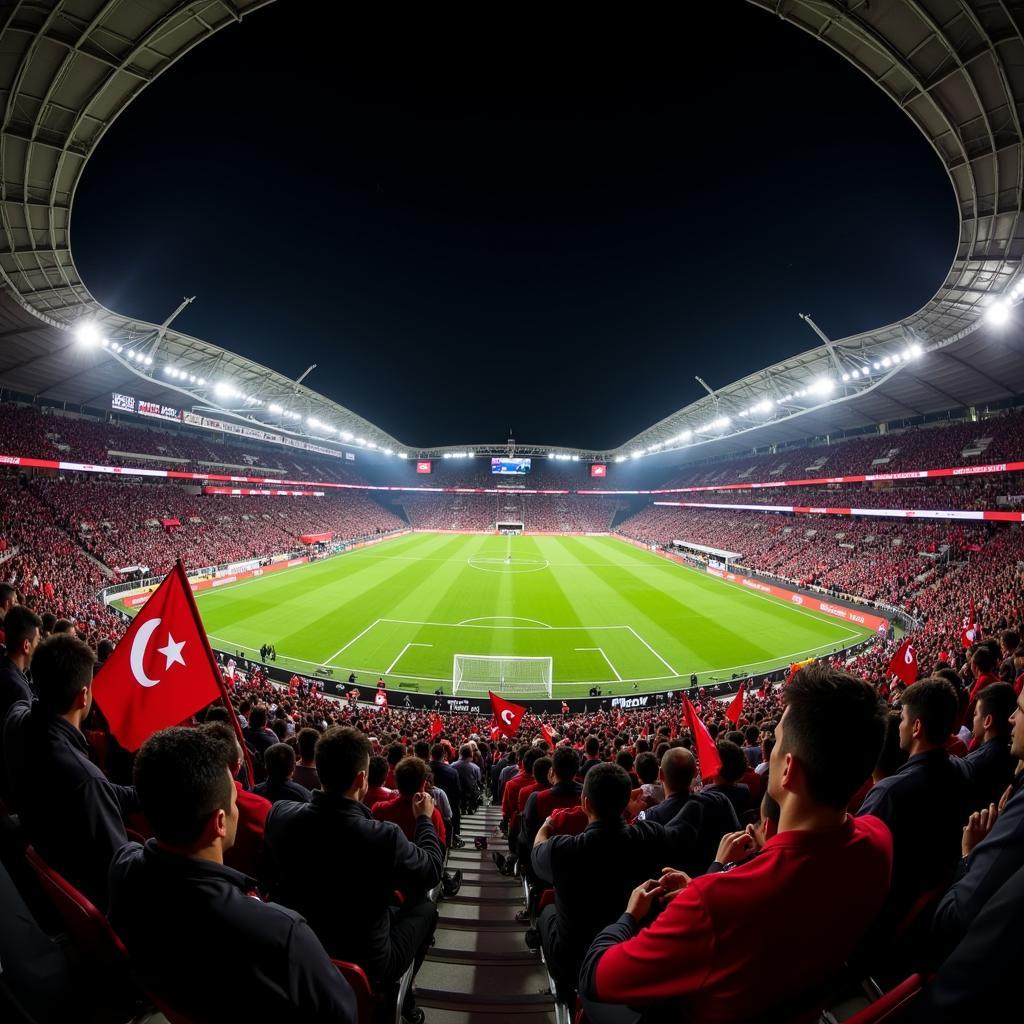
[157, 633, 186, 671]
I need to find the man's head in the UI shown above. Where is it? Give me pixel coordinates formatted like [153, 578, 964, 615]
[581, 762, 632, 822]
[430, 743, 446, 762]
[394, 756, 429, 797]
[413, 740, 430, 760]
[386, 743, 405, 768]
[635, 751, 659, 785]
[367, 754, 389, 788]
[516, 744, 530, 765]
[2, 605, 41, 666]
[51, 619, 75, 636]
[135, 727, 237, 855]
[317, 726, 372, 798]
[532, 755, 552, 787]
[297, 727, 319, 764]
[248, 706, 268, 730]
[200, 722, 244, 778]
[31, 634, 96, 719]
[715, 741, 748, 785]
[551, 745, 579, 782]
[972, 645, 997, 678]
[899, 677, 958, 753]
[972, 683, 1017, 743]
[1010, 687, 1024, 762]
[769, 664, 886, 811]
[0, 582, 17, 615]
[96, 638, 115, 663]
[264, 742, 296, 785]
[523, 747, 542, 775]
[1000, 630, 1020, 657]
[659, 746, 696, 796]
[459, 743, 473, 760]
[584, 735, 600, 758]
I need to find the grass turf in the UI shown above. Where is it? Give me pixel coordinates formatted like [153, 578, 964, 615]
[129, 533, 873, 698]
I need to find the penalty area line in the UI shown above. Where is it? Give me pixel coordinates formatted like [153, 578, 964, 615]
[385, 642, 433, 676]
[575, 647, 623, 681]
[623, 625, 680, 678]
[324, 619, 383, 666]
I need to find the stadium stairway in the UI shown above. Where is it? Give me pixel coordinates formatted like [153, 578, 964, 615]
[415, 803, 557, 1023]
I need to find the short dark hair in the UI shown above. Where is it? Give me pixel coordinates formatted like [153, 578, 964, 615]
[40, 612, 56, 633]
[367, 754, 389, 787]
[0, 582, 17, 607]
[972, 646, 997, 675]
[135, 727, 233, 847]
[582, 762, 632, 820]
[552, 745, 579, 781]
[52, 618, 75, 635]
[1000, 629, 1020, 652]
[523, 747, 542, 774]
[316, 727, 372, 791]
[387, 743, 405, 767]
[264, 742, 295, 783]
[200, 722, 242, 772]
[32, 634, 96, 714]
[874, 712, 908, 779]
[2, 605, 41, 654]
[96, 638, 115, 661]
[635, 751, 659, 784]
[615, 749, 634, 772]
[413, 740, 430, 760]
[744, 725, 759, 745]
[248, 706, 268, 729]
[204, 705, 230, 724]
[297, 727, 319, 761]
[532, 755, 552, 786]
[715, 740, 748, 784]
[585, 736, 600, 756]
[902, 677, 958, 746]
[782, 663, 887, 809]
[430, 743, 446, 761]
[393, 756, 428, 797]
[977, 683, 1017, 737]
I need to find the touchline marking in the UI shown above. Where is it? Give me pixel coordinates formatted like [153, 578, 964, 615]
[623, 625, 681, 677]
[385, 642, 432, 675]
[576, 647, 623, 681]
[324, 619, 383, 665]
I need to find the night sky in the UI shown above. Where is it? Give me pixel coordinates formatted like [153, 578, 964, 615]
[71, 2, 957, 450]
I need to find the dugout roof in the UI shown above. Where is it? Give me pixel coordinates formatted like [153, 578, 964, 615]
[0, 1, 1022, 463]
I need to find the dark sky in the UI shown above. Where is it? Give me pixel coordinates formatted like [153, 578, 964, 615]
[71, 1, 957, 450]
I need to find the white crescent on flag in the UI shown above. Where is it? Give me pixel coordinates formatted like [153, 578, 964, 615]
[130, 617, 162, 688]
[904, 645, 915, 665]
[500, 709, 515, 726]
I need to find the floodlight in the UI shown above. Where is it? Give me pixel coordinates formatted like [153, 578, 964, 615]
[75, 322, 102, 347]
[398, 453, 408, 459]
[549, 452, 557, 458]
[468, 451, 475, 457]
[214, 381, 232, 398]
[872, 362, 881, 370]
[614, 455, 626, 463]
[384, 448, 393, 455]
[341, 430, 353, 440]
[680, 430, 692, 441]
[631, 451, 643, 459]
[164, 366, 175, 377]
[101, 338, 109, 348]
[986, 300, 1010, 327]
[269, 403, 283, 414]
[881, 357, 891, 368]
[367, 442, 377, 449]
[443, 453, 451, 459]
[891, 352, 901, 363]
[851, 369, 860, 379]
[144, 356, 153, 366]
[571, 454, 579, 461]
[910, 343, 923, 357]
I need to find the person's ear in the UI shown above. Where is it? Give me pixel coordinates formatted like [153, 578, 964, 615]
[211, 807, 228, 842]
[74, 686, 90, 711]
[780, 751, 796, 792]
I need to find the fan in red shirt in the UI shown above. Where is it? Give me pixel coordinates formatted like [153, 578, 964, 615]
[362, 754, 396, 808]
[373, 755, 446, 846]
[579, 664, 893, 1024]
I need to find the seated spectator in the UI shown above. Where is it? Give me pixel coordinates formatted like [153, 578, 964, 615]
[704, 740, 753, 820]
[242, 705, 276, 759]
[109, 726, 356, 1023]
[255, 743, 312, 805]
[859, 677, 972, 925]
[0, 604, 40, 724]
[262, 727, 442, 1023]
[578, 664, 891, 1022]
[638, 748, 697, 825]
[454, 742, 482, 812]
[201, 722, 271, 878]
[363, 754, 396, 807]
[372, 755, 447, 846]
[523, 745, 583, 848]
[2, 634, 136, 907]
[531, 762, 698, 999]
[930, 683, 1024, 960]
[626, 752, 664, 820]
[429, 742, 463, 845]
[292, 727, 321, 791]
[741, 725, 762, 769]
[962, 683, 1017, 807]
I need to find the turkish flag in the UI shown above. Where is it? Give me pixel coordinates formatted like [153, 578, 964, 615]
[541, 722, 557, 750]
[725, 683, 745, 725]
[489, 691, 526, 736]
[93, 561, 226, 751]
[683, 694, 723, 780]
[429, 714, 443, 739]
[489, 716, 502, 741]
[887, 638, 918, 686]
[961, 597, 979, 649]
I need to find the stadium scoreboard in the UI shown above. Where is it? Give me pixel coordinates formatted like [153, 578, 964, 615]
[491, 457, 532, 475]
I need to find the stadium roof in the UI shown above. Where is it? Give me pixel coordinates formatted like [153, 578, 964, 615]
[0, 0, 1022, 463]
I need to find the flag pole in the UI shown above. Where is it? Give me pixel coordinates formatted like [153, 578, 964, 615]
[174, 560, 255, 786]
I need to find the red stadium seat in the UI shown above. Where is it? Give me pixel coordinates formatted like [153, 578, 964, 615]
[840, 975, 924, 1024]
[332, 959, 379, 1024]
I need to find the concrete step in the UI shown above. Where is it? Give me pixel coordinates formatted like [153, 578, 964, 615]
[415, 960, 554, 1003]
[431, 927, 536, 956]
[410, 1008, 555, 1023]
[445, 883, 524, 902]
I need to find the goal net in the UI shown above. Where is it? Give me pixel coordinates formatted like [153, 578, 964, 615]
[452, 654, 553, 699]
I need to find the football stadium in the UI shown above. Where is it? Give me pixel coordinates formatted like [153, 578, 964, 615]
[1, 2, 1023, 1023]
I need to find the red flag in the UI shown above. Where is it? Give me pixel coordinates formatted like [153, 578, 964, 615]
[725, 683, 745, 725]
[961, 598, 978, 649]
[93, 561, 228, 751]
[429, 714, 443, 739]
[640, 720, 649, 739]
[489, 716, 502, 741]
[887, 637, 918, 686]
[786, 662, 801, 686]
[541, 722, 557, 750]
[669, 718, 678, 739]
[683, 695, 723, 780]
[489, 691, 526, 737]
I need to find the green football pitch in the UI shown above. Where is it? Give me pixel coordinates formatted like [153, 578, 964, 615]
[137, 533, 872, 698]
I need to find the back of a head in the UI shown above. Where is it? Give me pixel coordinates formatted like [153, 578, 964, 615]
[249, 706, 268, 730]
[902, 677, 959, 746]
[660, 746, 695, 794]
[413, 740, 430, 760]
[715, 741, 747, 784]
[1000, 629, 1020, 653]
[203, 705, 230, 724]
[135, 727, 233, 848]
[297, 727, 319, 762]
[52, 618, 75, 636]
[533, 755, 552, 786]
[615, 749, 634, 773]
[394, 756, 428, 797]
[726, 730, 745, 747]
[386, 742, 405, 767]
[430, 743, 446, 762]
[316, 726, 372, 792]
[367, 754, 389, 787]
[744, 725, 759, 745]
[782, 664, 887, 809]
[264, 742, 295, 784]
[523, 747, 542, 774]
[582, 762, 632, 821]
[96, 638, 115, 662]
[874, 711, 908, 780]
[977, 683, 1017, 738]
[31, 633, 95, 714]
[460, 743, 472, 759]
[635, 751, 659, 785]
[552, 745, 579, 781]
[972, 645, 997, 676]
[3, 605, 41, 655]
[585, 735, 600, 756]
[0, 581, 16, 609]
[516, 744, 530, 764]
[200, 722, 243, 775]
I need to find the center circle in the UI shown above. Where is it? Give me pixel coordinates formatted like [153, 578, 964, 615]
[467, 557, 551, 574]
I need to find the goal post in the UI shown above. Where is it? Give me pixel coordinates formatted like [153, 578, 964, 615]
[452, 654, 553, 699]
